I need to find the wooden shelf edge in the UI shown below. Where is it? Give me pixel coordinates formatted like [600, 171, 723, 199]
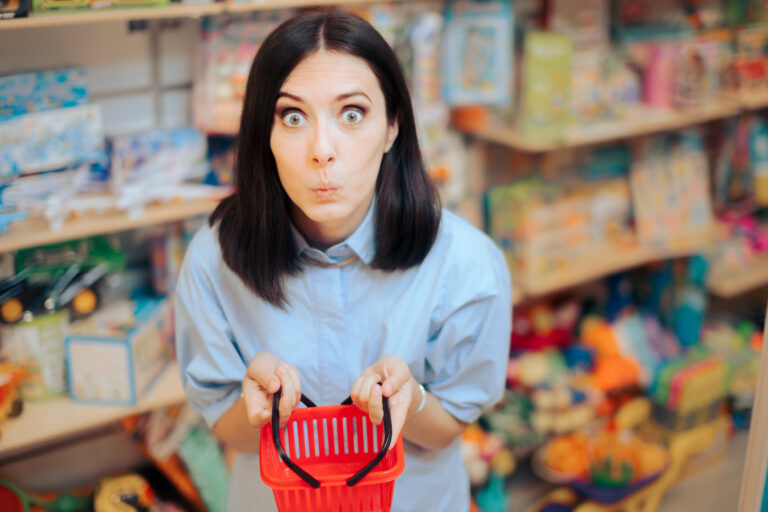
[708, 255, 768, 298]
[0, 198, 218, 253]
[0, 0, 422, 30]
[0, 362, 185, 459]
[518, 234, 711, 299]
[458, 100, 739, 152]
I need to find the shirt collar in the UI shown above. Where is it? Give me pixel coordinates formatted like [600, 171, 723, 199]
[290, 198, 376, 266]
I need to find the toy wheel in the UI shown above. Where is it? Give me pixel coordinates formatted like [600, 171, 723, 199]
[71, 288, 98, 317]
[0, 298, 23, 324]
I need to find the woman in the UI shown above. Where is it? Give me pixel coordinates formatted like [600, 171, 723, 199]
[175, 9, 511, 511]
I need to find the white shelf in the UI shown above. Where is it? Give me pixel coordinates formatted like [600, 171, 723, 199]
[0, 362, 185, 458]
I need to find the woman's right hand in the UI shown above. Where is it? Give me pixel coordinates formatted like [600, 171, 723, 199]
[242, 352, 301, 428]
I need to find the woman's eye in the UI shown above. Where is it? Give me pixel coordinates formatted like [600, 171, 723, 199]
[342, 109, 364, 125]
[281, 111, 307, 127]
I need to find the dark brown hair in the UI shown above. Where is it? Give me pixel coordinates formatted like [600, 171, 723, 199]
[210, 9, 441, 307]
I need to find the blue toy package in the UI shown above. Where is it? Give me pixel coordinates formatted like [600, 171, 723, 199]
[441, 0, 513, 106]
[109, 127, 208, 188]
[0, 67, 88, 119]
[0, 104, 107, 181]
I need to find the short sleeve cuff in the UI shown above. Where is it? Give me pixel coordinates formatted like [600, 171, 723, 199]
[188, 383, 242, 429]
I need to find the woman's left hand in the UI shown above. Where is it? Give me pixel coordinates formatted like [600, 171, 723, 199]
[350, 354, 415, 449]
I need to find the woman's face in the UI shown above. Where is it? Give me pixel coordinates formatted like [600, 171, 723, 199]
[270, 50, 398, 248]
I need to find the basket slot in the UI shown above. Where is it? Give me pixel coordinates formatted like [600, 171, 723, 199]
[302, 420, 311, 458]
[352, 416, 359, 454]
[323, 418, 330, 456]
[362, 415, 368, 453]
[293, 422, 301, 458]
[332, 417, 340, 455]
[372, 418, 379, 452]
[283, 426, 291, 458]
[342, 417, 350, 454]
[312, 419, 320, 457]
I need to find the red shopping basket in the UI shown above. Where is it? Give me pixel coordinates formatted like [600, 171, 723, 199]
[260, 388, 405, 512]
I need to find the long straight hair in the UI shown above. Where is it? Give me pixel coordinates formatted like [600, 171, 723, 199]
[210, 9, 441, 307]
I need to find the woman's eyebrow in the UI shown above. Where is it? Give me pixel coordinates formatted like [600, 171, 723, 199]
[276, 91, 372, 103]
[336, 91, 372, 103]
[277, 91, 304, 103]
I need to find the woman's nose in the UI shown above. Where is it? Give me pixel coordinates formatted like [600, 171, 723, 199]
[310, 122, 337, 165]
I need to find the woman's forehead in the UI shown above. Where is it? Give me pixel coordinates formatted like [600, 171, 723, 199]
[279, 50, 382, 101]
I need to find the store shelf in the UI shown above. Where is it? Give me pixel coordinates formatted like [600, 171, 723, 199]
[708, 253, 768, 298]
[0, 198, 218, 253]
[0, 0, 415, 30]
[459, 100, 740, 152]
[734, 89, 768, 111]
[518, 232, 712, 298]
[0, 362, 185, 458]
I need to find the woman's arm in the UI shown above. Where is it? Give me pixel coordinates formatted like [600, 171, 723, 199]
[400, 376, 467, 450]
[212, 396, 262, 453]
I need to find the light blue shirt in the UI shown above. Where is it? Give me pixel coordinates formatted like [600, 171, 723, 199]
[174, 202, 512, 512]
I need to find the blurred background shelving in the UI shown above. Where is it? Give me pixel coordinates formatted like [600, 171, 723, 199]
[0, 0, 767, 511]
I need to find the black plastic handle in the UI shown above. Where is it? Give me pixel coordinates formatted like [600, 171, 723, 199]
[270, 385, 393, 488]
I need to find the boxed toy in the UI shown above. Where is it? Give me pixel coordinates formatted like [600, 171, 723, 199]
[0, 104, 106, 180]
[0, 67, 88, 119]
[520, 31, 572, 143]
[0, 310, 69, 400]
[441, 0, 513, 106]
[65, 297, 172, 405]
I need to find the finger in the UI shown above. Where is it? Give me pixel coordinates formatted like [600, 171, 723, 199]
[277, 365, 295, 424]
[350, 375, 364, 405]
[242, 379, 271, 426]
[381, 362, 409, 397]
[357, 375, 380, 411]
[247, 353, 280, 393]
[370, 384, 384, 425]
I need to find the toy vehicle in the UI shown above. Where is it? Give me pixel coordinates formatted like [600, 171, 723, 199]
[0, 363, 24, 423]
[0, 236, 124, 324]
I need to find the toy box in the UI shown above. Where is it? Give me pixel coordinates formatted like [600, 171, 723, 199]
[0, 310, 69, 400]
[65, 297, 172, 405]
[31, 0, 89, 13]
[0, 104, 106, 180]
[0, 67, 88, 119]
[520, 31, 572, 143]
[441, 0, 513, 106]
[0, 0, 29, 19]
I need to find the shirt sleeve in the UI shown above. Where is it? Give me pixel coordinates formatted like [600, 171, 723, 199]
[174, 228, 246, 428]
[424, 241, 512, 424]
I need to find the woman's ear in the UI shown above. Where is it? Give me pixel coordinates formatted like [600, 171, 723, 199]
[384, 119, 399, 153]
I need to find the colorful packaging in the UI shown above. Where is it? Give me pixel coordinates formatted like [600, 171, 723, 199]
[441, 0, 513, 106]
[0, 104, 106, 180]
[0, 67, 88, 119]
[65, 297, 172, 405]
[521, 32, 572, 143]
[0, 311, 69, 400]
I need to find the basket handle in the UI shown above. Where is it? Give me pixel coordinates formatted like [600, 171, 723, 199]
[270, 385, 393, 489]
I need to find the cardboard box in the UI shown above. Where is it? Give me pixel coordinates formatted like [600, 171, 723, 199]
[66, 297, 172, 405]
[0, 311, 69, 400]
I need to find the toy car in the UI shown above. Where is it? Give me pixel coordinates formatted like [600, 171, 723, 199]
[0, 236, 124, 324]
